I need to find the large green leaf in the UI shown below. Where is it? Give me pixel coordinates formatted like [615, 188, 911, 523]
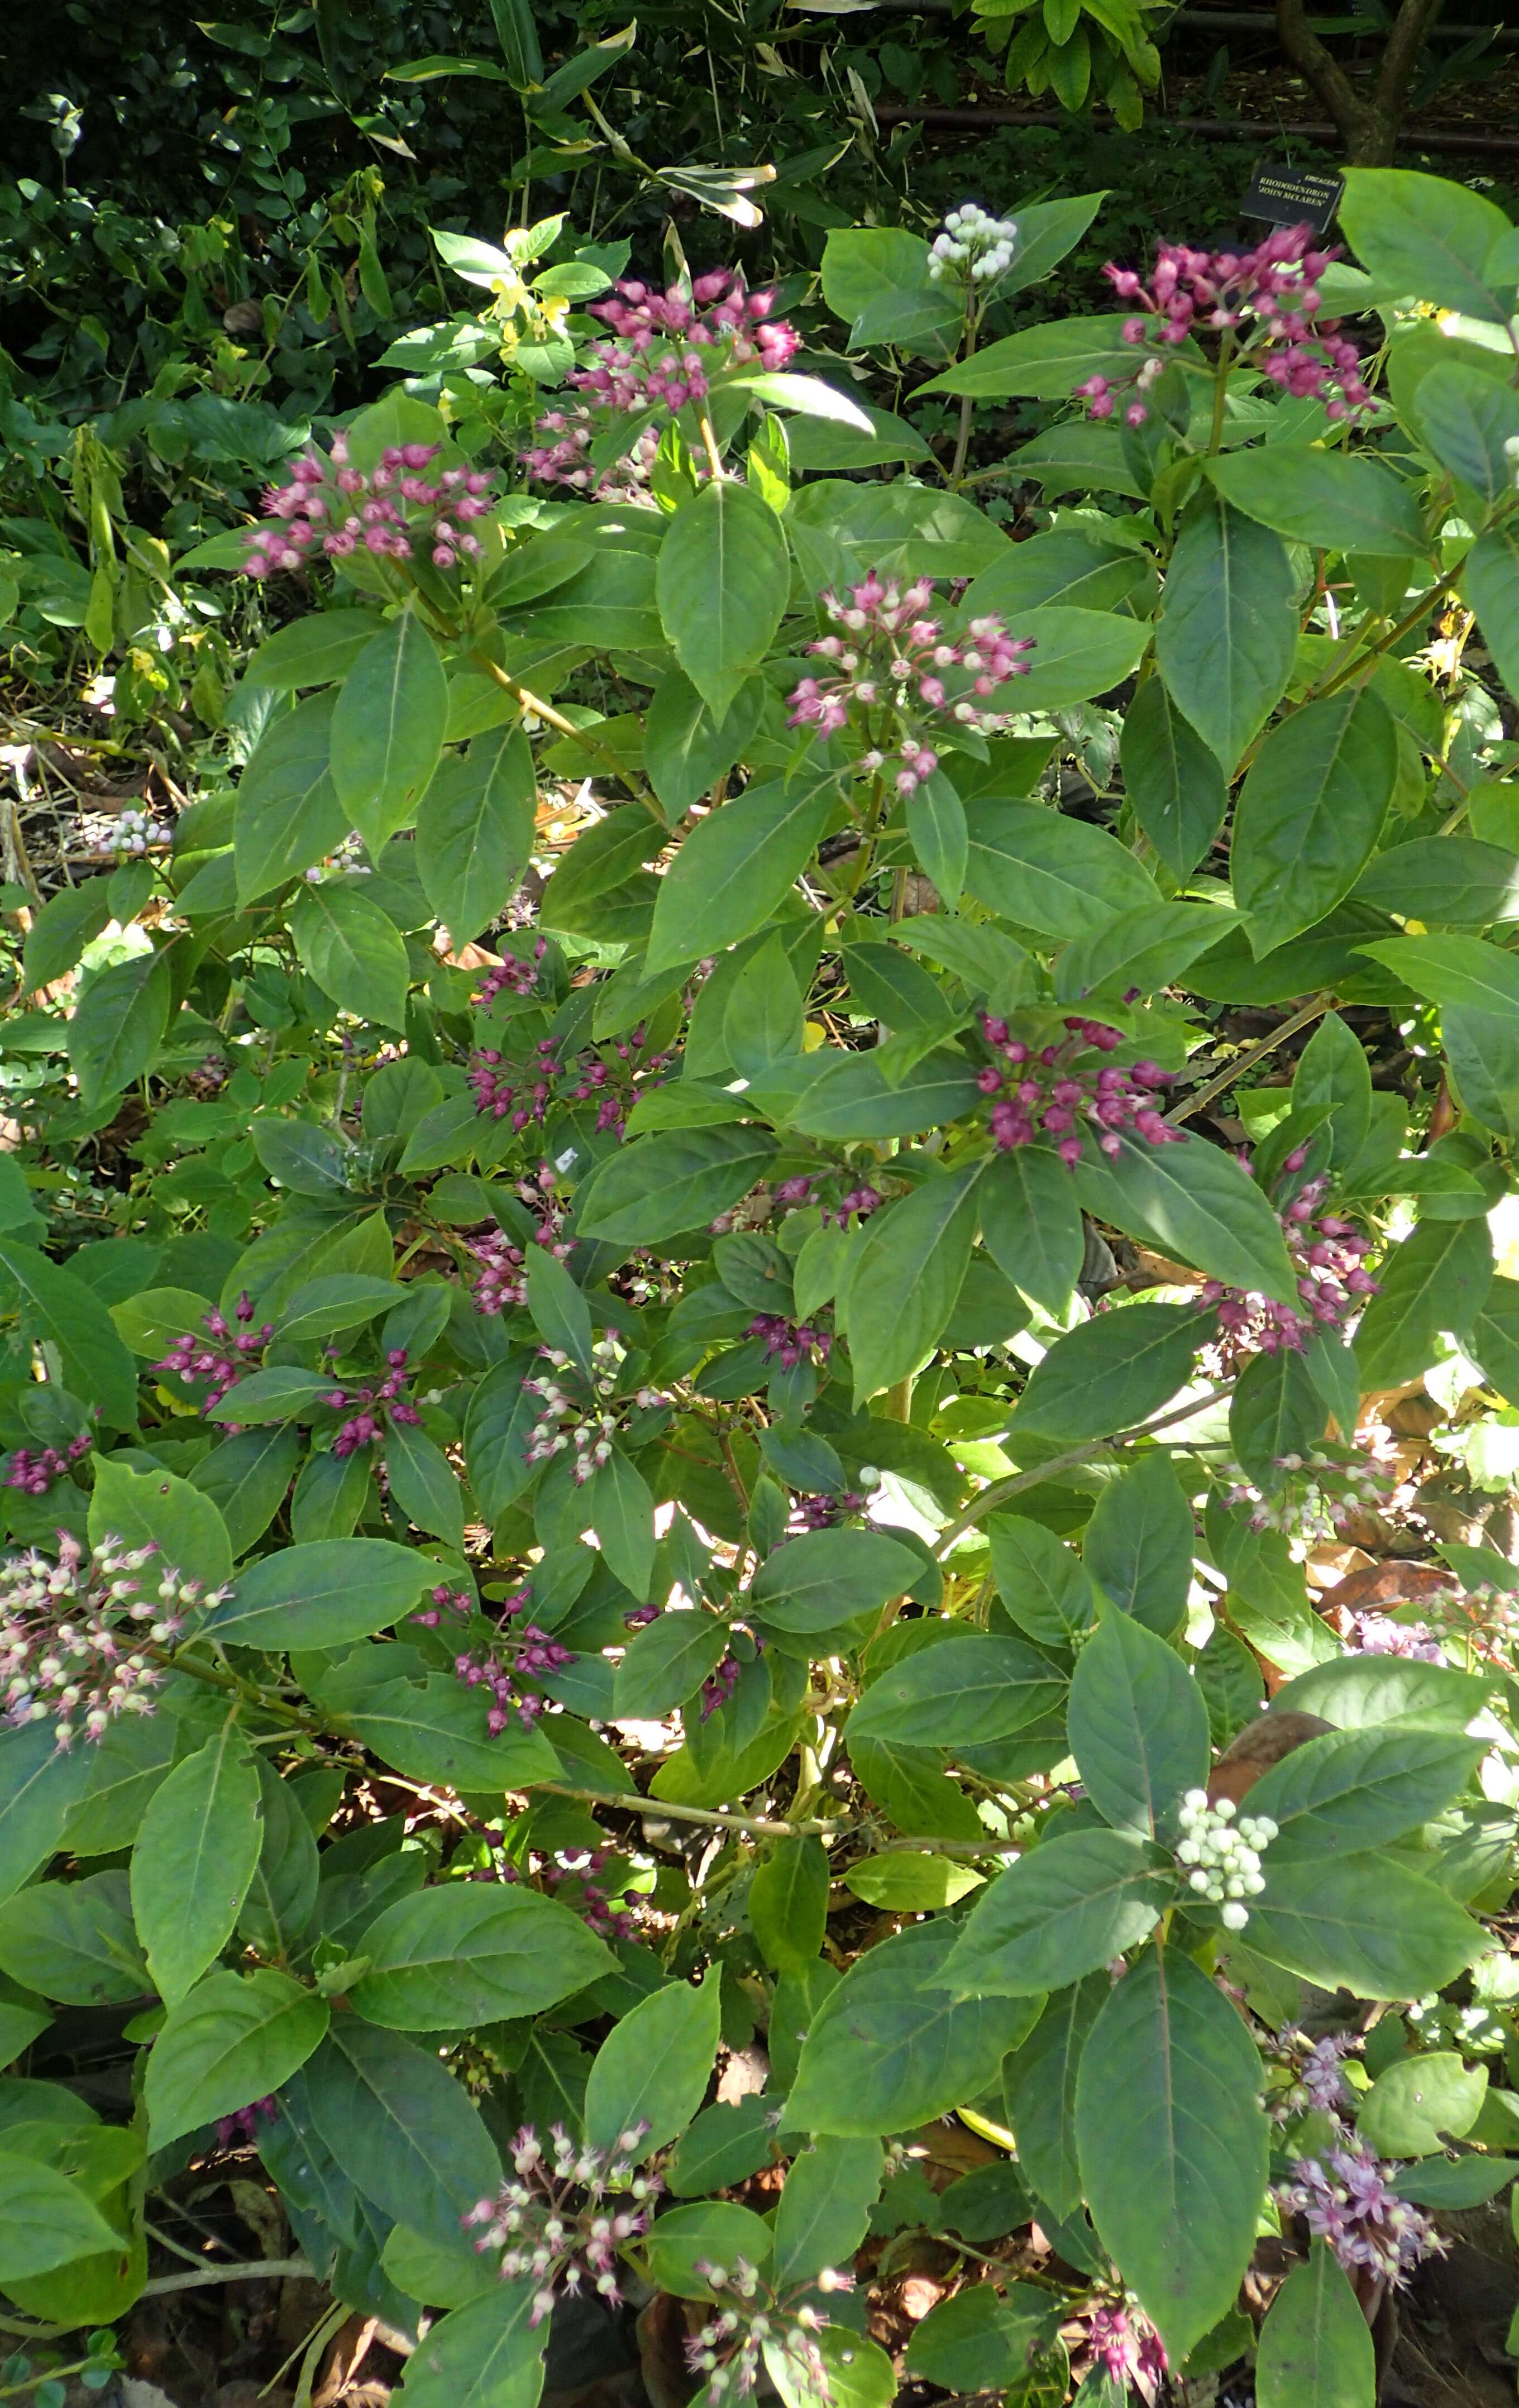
[1246, 1850, 1483, 1996]
[343, 1673, 560, 1790]
[943, 1831, 1172, 1998]
[145, 1968, 329, 2149]
[644, 764, 838, 972]
[1118, 675, 1229, 882]
[289, 881, 412, 1029]
[0, 1871, 149, 2004]
[1005, 607, 1151, 713]
[1075, 1944, 1268, 2363]
[838, 1163, 982, 1403]
[87, 1455, 232, 1592]
[0, 1239, 140, 1430]
[749, 1528, 923, 1631]
[1340, 166, 1515, 321]
[415, 727, 537, 941]
[1205, 448, 1427, 558]
[233, 689, 348, 901]
[1154, 493, 1296, 773]
[1354, 836, 1519, 930]
[0, 1724, 96, 1907]
[1004, 1978, 1105, 2221]
[964, 800, 1159, 938]
[1257, 2243, 1375, 2408]
[331, 610, 450, 854]
[644, 668, 766, 821]
[0, 2152, 121, 2281]
[1072, 1129, 1298, 1303]
[302, 2019, 501, 2249]
[1082, 1455, 1197, 1638]
[1356, 930, 1519, 1016]
[1068, 1608, 1209, 1833]
[1417, 365, 1519, 509]
[1353, 1213, 1493, 1390]
[847, 1635, 1066, 1747]
[582, 1972, 722, 2152]
[69, 947, 172, 1107]
[1232, 690, 1398, 955]
[773, 2134, 884, 2289]
[1011, 1303, 1211, 1445]
[785, 1919, 1042, 2136]
[204, 1537, 432, 1649]
[988, 1514, 1097, 1647]
[576, 1125, 777, 1244]
[130, 1723, 264, 2004]
[1464, 522, 1519, 703]
[980, 1145, 1086, 1316]
[749, 1836, 831, 1974]
[1243, 1726, 1483, 1859]
[656, 479, 791, 719]
[397, 2280, 545, 2408]
[916, 313, 1173, 400]
[348, 1885, 614, 2029]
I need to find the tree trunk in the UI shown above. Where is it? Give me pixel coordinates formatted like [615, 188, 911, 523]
[1273, 0, 1446, 164]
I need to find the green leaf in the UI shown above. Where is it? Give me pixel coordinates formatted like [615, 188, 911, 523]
[204, 1538, 431, 1649]
[1356, 930, 1519, 1016]
[0, 1870, 148, 2003]
[848, 1635, 1066, 1747]
[203, 1366, 338, 1423]
[145, 1968, 329, 2149]
[385, 1418, 465, 1551]
[917, 313, 1171, 399]
[838, 1163, 983, 1402]
[576, 1126, 777, 1245]
[645, 765, 838, 973]
[1072, 1130, 1299, 1303]
[773, 2135, 883, 2289]
[1244, 1726, 1483, 1859]
[488, 0, 542, 82]
[1353, 1213, 1494, 1391]
[766, 2326, 897, 2408]
[1272, 1652, 1487, 1729]
[943, 1831, 1173, 1998]
[1416, 365, 1519, 509]
[668, 2098, 778, 2197]
[1205, 448, 1427, 558]
[642, 2201, 776, 2297]
[1233, 690, 1398, 955]
[1464, 522, 1519, 704]
[1392, 2154, 1518, 2208]
[644, 670, 766, 823]
[1056, 901, 1238, 1006]
[69, 948, 172, 1107]
[583, 1972, 722, 2152]
[1155, 493, 1297, 773]
[396, 2279, 545, 2408]
[244, 609, 386, 690]
[0, 1724, 96, 1907]
[1083, 1455, 1196, 1638]
[1340, 166, 1515, 321]
[0, 2151, 120, 2281]
[613, 1609, 730, 1719]
[656, 479, 791, 720]
[980, 1146, 1086, 1317]
[302, 2019, 501, 2249]
[130, 1723, 264, 2005]
[275, 1275, 407, 1343]
[1355, 836, 1519, 930]
[1257, 2242, 1375, 2408]
[1005, 1978, 1105, 2220]
[1076, 1943, 1268, 2364]
[749, 1528, 923, 1631]
[786, 1046, 982, 1141]
[1069, 1609, 1209, 1833]
[290, 882, 412, 1029]
[988, 1514, 1097, 1647]
[348, 1884, 613, 2028]
[1293, 1009, 1374, 1168]
[233, 690, 348, 902]
[1359, 2051, 1487, 2156]
[87, 1456, 232, 1592]
[843, 1855, 985, 1910]
[906, 772, 968, 910]
[1229, 1346, 1327, 1487]
[1246, 1850, 1483, 1997]
[1006, 607, 1152, 714]
[331, 611, 450, 854]
[964, 800, 1160, 938]
[21, 878, 112, 993]
[905, 2285, 1058, 2392]
[583, 1449, 656, 1600]
[343, 1672, 559, 1790]
[1119, 676, 1229, 882]
[749, 1834, 830, 1972]
[1011, 1303, 1211, 1445]
[821, 226, 962, 356]
[415, 728, 537, 942]
[785, 1919, 1042, 2137]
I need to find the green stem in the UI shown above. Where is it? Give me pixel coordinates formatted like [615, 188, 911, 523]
[1165, 995, 1332, 1129]
[523, 1778, 849, 1840]
[933, 1382, 1234, 1558]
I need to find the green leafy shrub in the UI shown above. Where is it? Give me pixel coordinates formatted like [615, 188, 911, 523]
[4, 163, 1519, 2404]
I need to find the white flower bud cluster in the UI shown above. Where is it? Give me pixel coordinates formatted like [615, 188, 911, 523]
[110, 804, 171, 856]
[1176, 1790, 1276, 1932]
[928, 203, 1019, 284]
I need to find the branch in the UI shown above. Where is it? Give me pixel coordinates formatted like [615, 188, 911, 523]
[1165, 995, 1332, 1129]
[1273, 0, 1370, 142]
[1378, 0, 1448, 122]
[933, 1383, 1234, 1556]
[522, 1777, 852, 1840]
[142, 2258, 313, 2297]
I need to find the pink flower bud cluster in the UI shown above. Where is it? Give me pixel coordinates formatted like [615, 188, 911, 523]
[155, 1292, 274, 1423]
[464, 2121, 660, 2324]
[1, 1533, 226, 1751]
[789, 575, 1034, 784]
[5, 1431, 92, 1497]
[468, 1034, 563, 1128]
[1346, 1611, 1444, 1665]
[410, 1580, 473, 1631]
[322, 1348, 422, 1457]
[1272, 2027, 1354, 2118]
[542, 1846, 637, 1941]
[217, 2097, 277, 2149]
[455, 1635, 565, 1734]
[240, 435, 498, 579]
[1277, 2135, 1443, 2287]
[792, 1489, 870, 1531]
[748, 1313, 833, 1370]
[1077, 221, 1372, 426]
[978, 1013, 1178, 1167]
[1202, 1159, 1376, 1357]
[469, 1026, 672, 1141]
[1085, 2302, 1168, 2388]
[684, 2256, 843, 2402]
[473, 940, 547, 1007]
[523, 270, 799, 488]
